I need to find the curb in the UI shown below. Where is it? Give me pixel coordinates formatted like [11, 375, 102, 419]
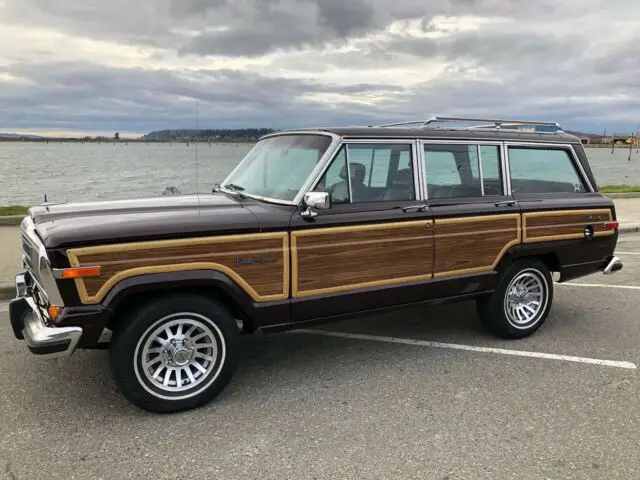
[620, 225, 640, 235]
[604, 193, 640, 199]
[0, 216, 24, 226]
[0, 284, 14, 301]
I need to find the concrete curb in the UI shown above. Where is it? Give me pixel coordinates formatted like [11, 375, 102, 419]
[0, 216, 24, 226]
[0, 284, 14, 301]
[604, 193, 640, 199]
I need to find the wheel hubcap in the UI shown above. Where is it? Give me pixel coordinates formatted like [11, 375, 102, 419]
[504, 270, 547, 328]
[137, 315, 221, 394]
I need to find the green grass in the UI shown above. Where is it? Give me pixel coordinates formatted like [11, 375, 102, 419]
[600, 185, 640, 193]
[0, 205, 29, 216]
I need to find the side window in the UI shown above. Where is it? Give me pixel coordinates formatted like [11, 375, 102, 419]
[314, 146, 349, 204]
[508, 147, 586, 194]
[347, 144, 414, 203]
[314, 143, 415, 204]
[424, 144, 481, 199]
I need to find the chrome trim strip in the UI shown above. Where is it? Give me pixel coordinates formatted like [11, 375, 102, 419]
[503, 142, 594, 193]
[502, 142, 512, 196]
[411, 140, 423, 201]
[477, 145, 485, 196]
[345, 145, 353, 202]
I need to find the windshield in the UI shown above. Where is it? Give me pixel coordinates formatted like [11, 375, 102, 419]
[221, 134, 333, 202]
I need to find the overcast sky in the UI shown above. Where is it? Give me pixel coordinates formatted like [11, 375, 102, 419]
[1, 0, 639, 137]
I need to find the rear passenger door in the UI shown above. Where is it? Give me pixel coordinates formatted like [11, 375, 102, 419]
[420, 141, 521, 280]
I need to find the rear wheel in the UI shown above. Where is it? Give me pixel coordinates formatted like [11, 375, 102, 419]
[477, 259, 553, 339]
[109, 294, 239, 413]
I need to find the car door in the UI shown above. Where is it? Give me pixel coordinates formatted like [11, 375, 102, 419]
[420, 141, 521, 288]
[289, 139, 434, 321]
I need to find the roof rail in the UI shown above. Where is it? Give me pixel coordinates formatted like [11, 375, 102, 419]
[376, 116, 565, 134]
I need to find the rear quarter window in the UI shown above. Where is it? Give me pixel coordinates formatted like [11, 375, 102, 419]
[508, 147, 587, 195]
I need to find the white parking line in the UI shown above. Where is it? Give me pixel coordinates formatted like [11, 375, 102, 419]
[558, 283, 640, 290]
[615, 252, 640, 255]
[292, 329, 637, 370]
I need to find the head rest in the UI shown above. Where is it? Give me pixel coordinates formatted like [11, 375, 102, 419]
[339, 162, 366, 183]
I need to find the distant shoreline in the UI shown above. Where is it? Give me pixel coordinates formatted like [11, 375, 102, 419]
[0, 138, 258, 144]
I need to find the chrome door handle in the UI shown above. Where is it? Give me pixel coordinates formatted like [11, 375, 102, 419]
[401, 204, 429, 213]
[494, 200, 518, 207]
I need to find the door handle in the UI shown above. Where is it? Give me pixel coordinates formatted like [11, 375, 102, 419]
[401, 204, 429, 213]
[494, 200, 518, 207]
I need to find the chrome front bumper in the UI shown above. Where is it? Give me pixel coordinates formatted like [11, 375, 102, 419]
[603, 256, 623, 275]
[10, 272, 82, 357]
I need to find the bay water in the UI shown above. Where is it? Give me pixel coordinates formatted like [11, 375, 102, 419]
[1, 141, 638, 206]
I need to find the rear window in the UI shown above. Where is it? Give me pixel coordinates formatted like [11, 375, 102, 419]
[508, 147, 586, 195]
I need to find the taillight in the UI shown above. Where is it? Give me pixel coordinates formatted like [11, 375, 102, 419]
[604, 221, 619, 230]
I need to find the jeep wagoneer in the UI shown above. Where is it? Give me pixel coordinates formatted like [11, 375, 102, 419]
[10, 116, 622, 412]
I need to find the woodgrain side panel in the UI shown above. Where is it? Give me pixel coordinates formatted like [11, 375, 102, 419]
[292, 221, 433, 297]
[67, 232, 289, 304]
[434, 214, 520, 278]
[523, 209, 614, 243]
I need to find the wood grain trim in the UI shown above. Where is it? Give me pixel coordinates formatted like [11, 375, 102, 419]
[67, 232, 289, 305]
[291, 220, 433, 298]
[433, 213, 521, 279]
[523, 209, 614, 244]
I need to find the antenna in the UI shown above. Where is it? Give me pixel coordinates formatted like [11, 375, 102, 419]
[195, 97, 201, 211]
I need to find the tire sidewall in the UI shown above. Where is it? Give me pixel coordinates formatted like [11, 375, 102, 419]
[498, 260, 553, 337]
[109, 295, 239, 413]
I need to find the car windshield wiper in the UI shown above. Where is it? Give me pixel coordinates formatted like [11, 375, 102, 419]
[223, 183, 246, 192]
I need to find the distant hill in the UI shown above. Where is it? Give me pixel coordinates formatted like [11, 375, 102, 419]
[0, 133, 44, 140]
[142, 128, 277, 142]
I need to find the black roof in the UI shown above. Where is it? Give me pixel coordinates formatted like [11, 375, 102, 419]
[291, 126, 582, 144]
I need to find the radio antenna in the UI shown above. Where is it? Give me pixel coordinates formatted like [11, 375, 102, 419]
[195, 97, 201, 211]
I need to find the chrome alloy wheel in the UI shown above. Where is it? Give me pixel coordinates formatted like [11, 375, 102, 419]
[503, 269, 549, 329]
[133, 313, 226, 400]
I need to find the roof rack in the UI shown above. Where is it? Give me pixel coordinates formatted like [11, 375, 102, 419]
[376, 116, 565, 134]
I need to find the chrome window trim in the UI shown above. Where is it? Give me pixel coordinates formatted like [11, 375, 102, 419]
[219, 131, 342, 206]
[306, 138, 420, 205]
[345, 145, 353, 202]
[477, 145, 485, 197]
[418, 139, 504, 199]
[501, 142, 511, 195]
[503, 142, 594, 193]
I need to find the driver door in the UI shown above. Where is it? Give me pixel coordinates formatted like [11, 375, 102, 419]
[289, 140, 435, 321]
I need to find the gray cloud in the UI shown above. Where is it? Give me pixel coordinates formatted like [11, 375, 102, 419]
[0, 0, 639, 133]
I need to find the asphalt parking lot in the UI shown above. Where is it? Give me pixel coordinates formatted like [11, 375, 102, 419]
[1, 236, 640, 480]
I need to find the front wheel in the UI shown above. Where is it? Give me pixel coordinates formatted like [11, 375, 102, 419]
[477, 259, 553, 339]
[109, 294, 239, 413]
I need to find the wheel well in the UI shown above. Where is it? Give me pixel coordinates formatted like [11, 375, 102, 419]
[108, 286, 253, 334]
[533, 253, 561, 273]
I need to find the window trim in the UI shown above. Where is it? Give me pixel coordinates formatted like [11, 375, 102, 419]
[418, 140, 504, 200]
[306, 138, 421, 205]
[504, 142, 594, 195]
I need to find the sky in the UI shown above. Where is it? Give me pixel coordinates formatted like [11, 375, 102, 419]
[0, 0, 639, 137]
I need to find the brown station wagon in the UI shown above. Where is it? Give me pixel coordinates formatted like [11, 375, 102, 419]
[10, 116, 623, 413]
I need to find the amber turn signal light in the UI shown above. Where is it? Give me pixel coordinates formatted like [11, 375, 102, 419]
[47, 305, 62, 321]
[60, 266, 102, 279]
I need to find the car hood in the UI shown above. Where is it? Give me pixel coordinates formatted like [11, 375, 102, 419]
[29, 194, 261, 248]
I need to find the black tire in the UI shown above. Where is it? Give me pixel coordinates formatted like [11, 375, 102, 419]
[477, 259, 553, 339]
[109, 294, 239, 413]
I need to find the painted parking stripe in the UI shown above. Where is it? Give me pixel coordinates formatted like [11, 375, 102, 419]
[615, 252, 640, 255]
[292, 329, 637, 370]
[558, 283, 640, 290]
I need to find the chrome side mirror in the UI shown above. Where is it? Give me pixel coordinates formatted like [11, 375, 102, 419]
[301, 192, 331, 218]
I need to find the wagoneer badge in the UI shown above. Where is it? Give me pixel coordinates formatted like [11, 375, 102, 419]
[235, 255, 277, 267]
